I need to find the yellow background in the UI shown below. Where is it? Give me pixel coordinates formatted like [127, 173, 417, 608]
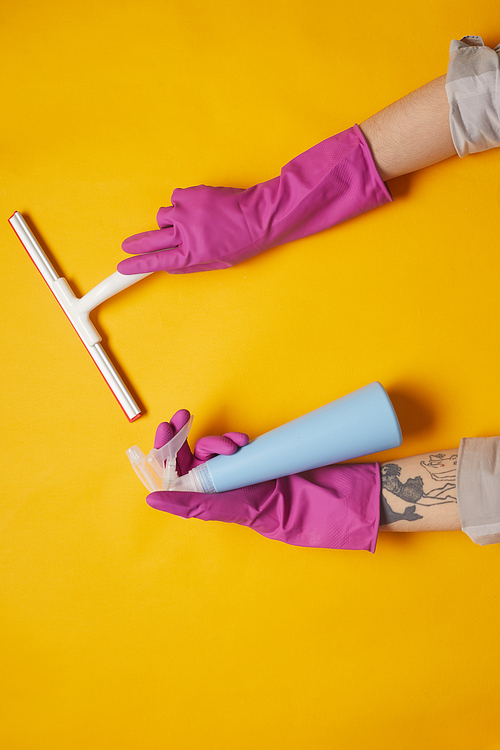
[2, 1, 500, 748]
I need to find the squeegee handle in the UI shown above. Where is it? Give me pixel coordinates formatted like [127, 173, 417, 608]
[79, 270, 153, 313]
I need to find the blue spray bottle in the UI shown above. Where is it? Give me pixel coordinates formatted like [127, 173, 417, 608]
[128, 382, 402, 494]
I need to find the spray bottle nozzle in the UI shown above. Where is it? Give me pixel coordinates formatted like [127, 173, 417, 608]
[126, 415, 194, 492]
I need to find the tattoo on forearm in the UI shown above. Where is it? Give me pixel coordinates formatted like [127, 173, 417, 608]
[380, 453, 458, 526]
[380, 492, 424, 524]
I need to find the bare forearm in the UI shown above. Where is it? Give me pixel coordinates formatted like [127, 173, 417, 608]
[359, 75, 456, 181]
[379, 448, 461, 532]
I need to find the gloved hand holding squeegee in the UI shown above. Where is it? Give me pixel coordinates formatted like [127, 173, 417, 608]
[117, 126, 392, 275]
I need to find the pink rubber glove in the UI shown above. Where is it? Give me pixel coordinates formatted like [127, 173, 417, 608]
[118, 125, 392, 275]
[147, 410, 381, 552]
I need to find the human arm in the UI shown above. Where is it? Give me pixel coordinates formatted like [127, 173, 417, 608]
[119, 36, 500, 275]
[118, 71, 450, 275]
[147, 412, 466, 540]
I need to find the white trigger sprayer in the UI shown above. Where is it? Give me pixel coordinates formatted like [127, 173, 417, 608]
[126, 415, 194, 492]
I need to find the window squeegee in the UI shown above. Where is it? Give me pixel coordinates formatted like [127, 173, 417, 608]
[9, 212, 152, 421]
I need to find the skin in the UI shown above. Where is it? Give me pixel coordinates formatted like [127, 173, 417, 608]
[359, 75, 456, 182]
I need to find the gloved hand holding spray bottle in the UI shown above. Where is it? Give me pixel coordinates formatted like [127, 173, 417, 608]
[127, 382, 402, 552]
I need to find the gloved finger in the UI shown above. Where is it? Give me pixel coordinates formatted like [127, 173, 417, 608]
[147, 484, 270, 525]
[169, 409, 192, 434]
[154, 421, 174, 449]
[147, 489, 246, 522]
[121, 226, 179, 255]
[117, 246, 189, 275]
[223, 432, 250, 448]
[147, 491, 210, 520]
[153, 409, 192, 449]
[194, 432, 249, 461]
[154, 409, 191, 450]
[157, 206, 174, 227]
[167, 409, 196, 474]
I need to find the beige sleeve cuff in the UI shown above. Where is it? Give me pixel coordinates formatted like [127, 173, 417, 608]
[445, 35, 500, 157]
[456, 436, 500, 545]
